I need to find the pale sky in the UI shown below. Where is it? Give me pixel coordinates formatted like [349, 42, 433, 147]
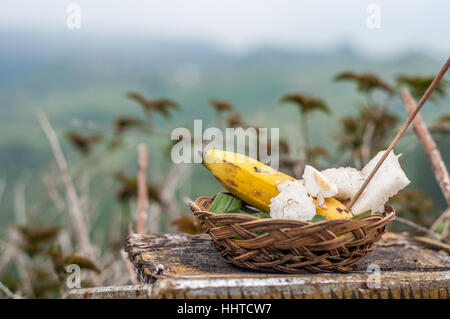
[1, 0, 449, 56]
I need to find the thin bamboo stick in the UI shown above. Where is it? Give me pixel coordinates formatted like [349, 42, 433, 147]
[348, 57, 450, 210]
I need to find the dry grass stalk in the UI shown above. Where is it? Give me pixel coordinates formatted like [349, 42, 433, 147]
[431, 208, 450, 238]
[13, 179, 27, 225]
[394, 216, 442, 241]
[0, 178, 6, 209]
[72, 118, 171, 137]
[42, 175, 67, 214]
[120, 249, 139, 285]
[37, 111, 94, 258]
[0, 245, 13, 277]
[148, 203, 161, 233]
[159, 163, 190, 220]
[136, 144, 149, 234]
[0, 280, 22, 299]
[413, 236, 450, 252]
[361, 121, 375, 165]
[9, 230, 34, 297]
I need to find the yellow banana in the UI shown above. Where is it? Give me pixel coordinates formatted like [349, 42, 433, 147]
[203, 149, 293, 212]
[203, 149, 352, 220]
[313, 198, 353, 220]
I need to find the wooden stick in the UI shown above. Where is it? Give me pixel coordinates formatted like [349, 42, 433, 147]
[348, 57, 450, 209]
[402, 89, 450, 206]
[136, 144, 149, 234]
[402, 89, 450, 236]
[413, 236, 450, 252]
[394, 216, 443, 241]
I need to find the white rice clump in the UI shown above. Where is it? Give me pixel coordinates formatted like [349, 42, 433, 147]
[321, 167, 364, 203]
[269, 180, 316, 221]
[321, 150, 410, 215]
[351, 150, 410, 214]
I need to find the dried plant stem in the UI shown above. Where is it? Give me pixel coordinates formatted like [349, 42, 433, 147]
[413, 236, 450, 252]
[79, 172, 91, 222]
[402, 89, 450, 206]
[148, 203, 161, 233]
[0, 178, 6, 208]
[0, 280, 22, 299]
[0, 246, 14, 277]
[37, 111, 94, 258]
[10, 190, 34, 297]
[136, 144, 149, 234]
[72, 118, 171, 138]
[87, 177, 115, 228]
[15, 254, 34, 297]
[430, 208, 450, 238]
[13, 179, 27, 225]
[120, 249, 139, 285]
[402, 89, 450, 237]
[141, 163, 191, 233]
[352, 149, 362, 170]
[42, 175, 67, 214]
[349, 58, 450, 210]
[159, 163, 191, 228]
[9, 230, 34, 297]
[361, 121, 375, 165]
[394, 216, 443, 241]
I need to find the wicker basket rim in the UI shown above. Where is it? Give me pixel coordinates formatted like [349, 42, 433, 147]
[190, 196, 395, 226]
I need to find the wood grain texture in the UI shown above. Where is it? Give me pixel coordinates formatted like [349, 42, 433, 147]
[69, 270, 450, 299]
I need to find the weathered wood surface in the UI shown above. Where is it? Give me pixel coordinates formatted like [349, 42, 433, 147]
[69, 232, 450, 299]
[124, 232, 450, 284]
[70, 271, 450, 299]
[69, 285, 150, 299]
[125, 233, 450, 283]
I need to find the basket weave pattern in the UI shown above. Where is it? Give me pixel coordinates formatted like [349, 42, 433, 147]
[190, 196, 395, 273]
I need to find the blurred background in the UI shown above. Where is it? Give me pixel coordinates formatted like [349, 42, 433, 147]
[0, 1, 449, 297]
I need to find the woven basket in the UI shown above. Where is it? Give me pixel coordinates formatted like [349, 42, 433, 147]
[189, 195, 395, 273]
